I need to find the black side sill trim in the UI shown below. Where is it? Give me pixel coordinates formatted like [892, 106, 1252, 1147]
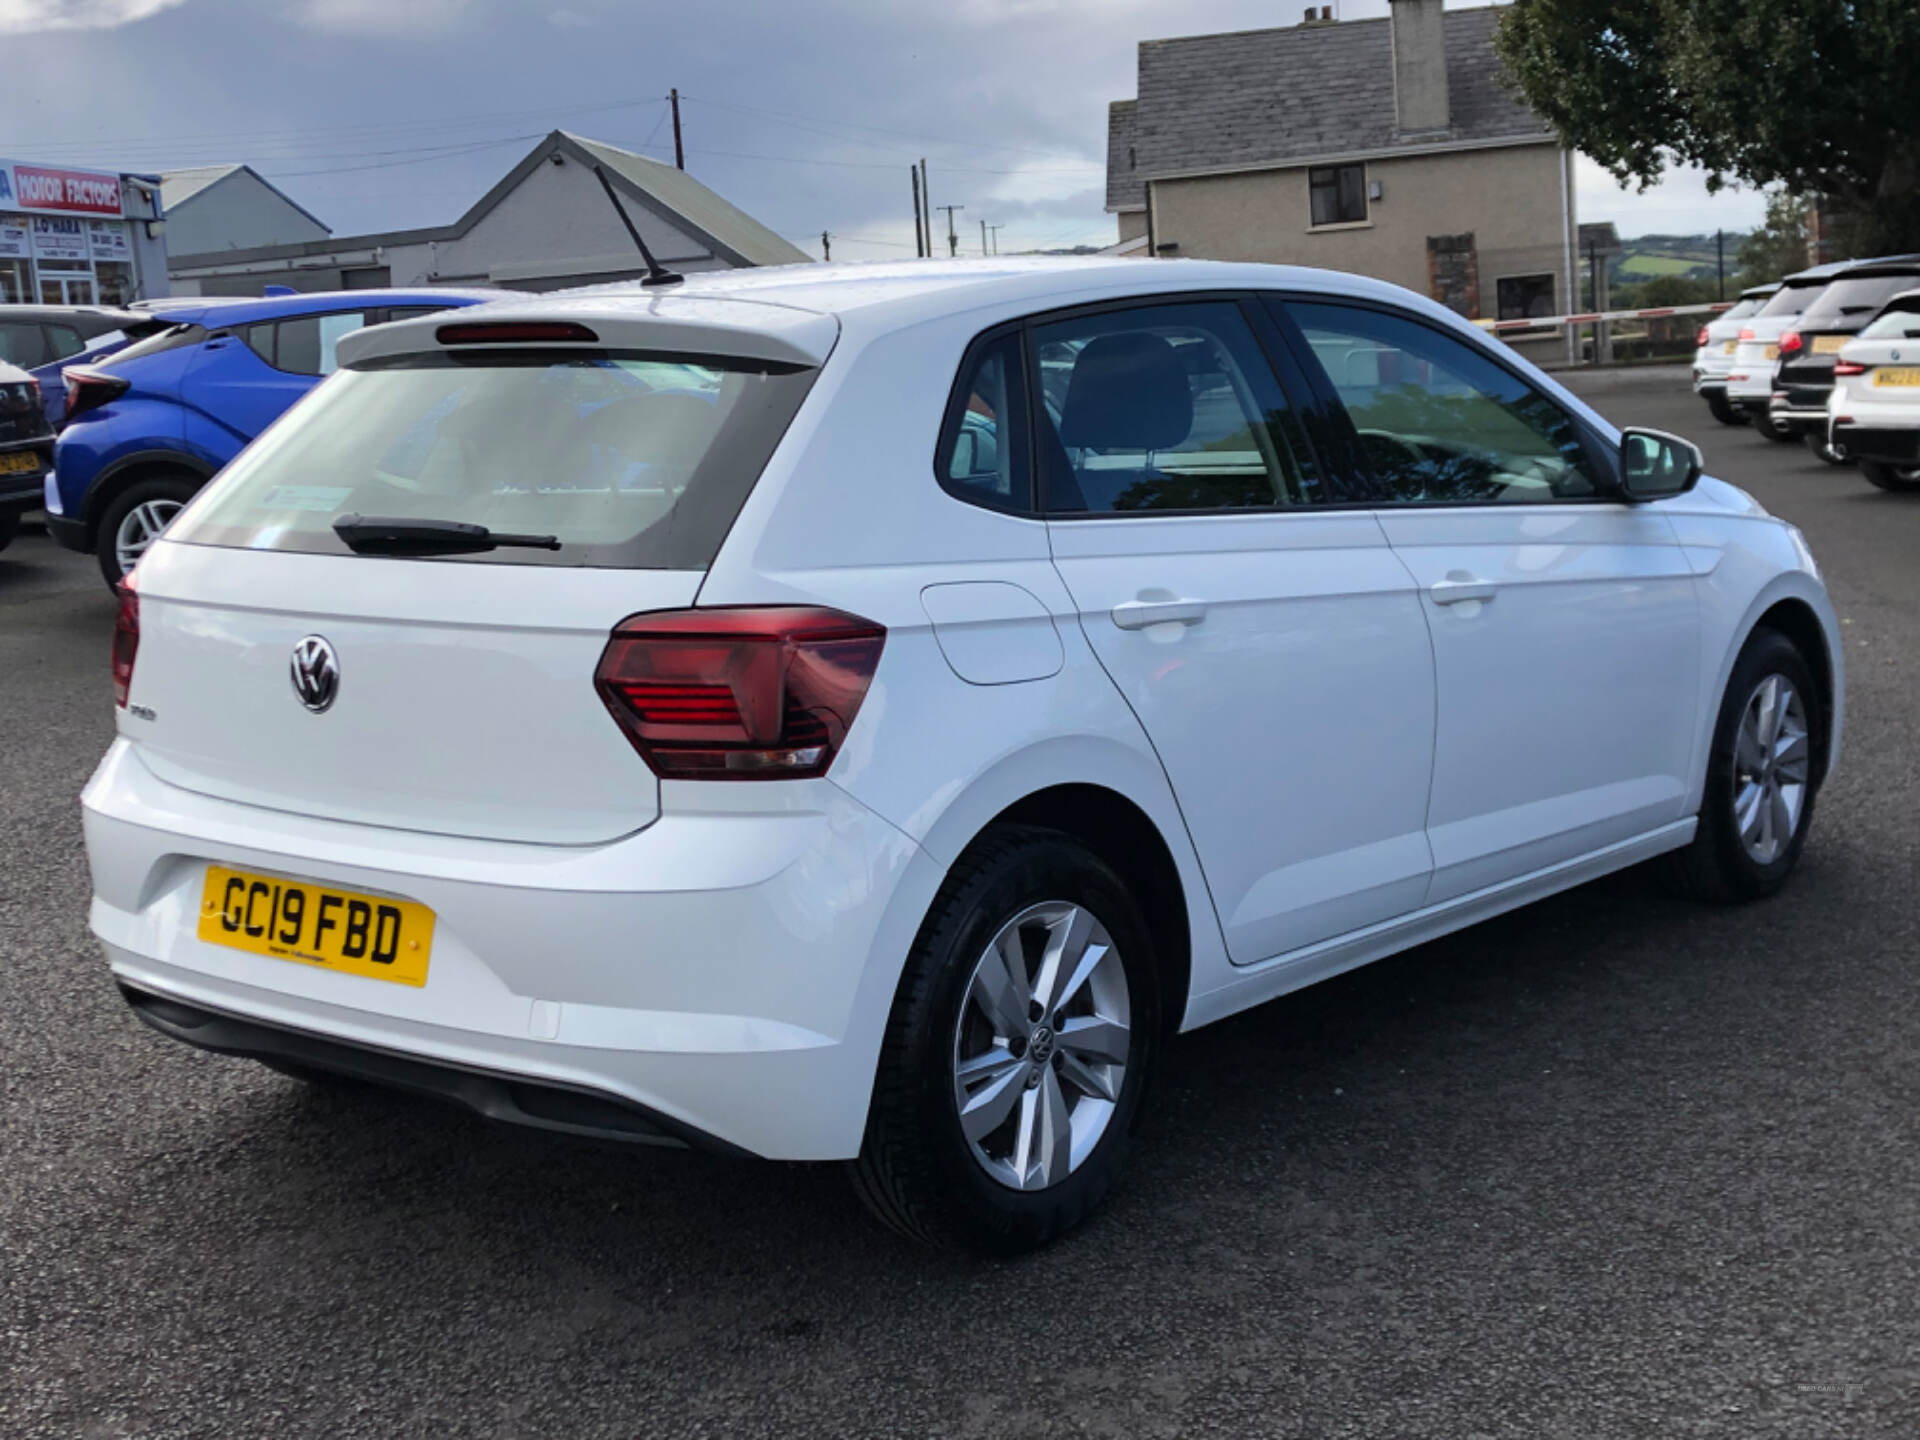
[119, 984, 750, 1158]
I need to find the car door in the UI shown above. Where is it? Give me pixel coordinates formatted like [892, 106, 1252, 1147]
[1034, 296, 1437, 964]
[1275, 298, 1701, 903]
[180, 308, 370, 448]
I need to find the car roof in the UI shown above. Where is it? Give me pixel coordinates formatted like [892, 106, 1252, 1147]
[1740, 283, 1780, 298]
[0, 304, 147, 330]
[132, 288, 507, 328]
[342, 257, 1479, 369]
[1825, 254, 1920, 279]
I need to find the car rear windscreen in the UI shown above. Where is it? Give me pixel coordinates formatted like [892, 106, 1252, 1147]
[170, 350, 818, 570]
[1755, 283, 1827, 319]
[1801, 274, 1920, 325]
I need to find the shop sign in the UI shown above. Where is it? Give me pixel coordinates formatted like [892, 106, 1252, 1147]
[0, 216, 29, 260]
[0, 159, 126, 218]
[88, 220, 131, 262]
[30, 215, 91, 263]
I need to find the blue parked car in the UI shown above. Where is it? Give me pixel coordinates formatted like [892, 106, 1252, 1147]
[50, 288, 499, 587]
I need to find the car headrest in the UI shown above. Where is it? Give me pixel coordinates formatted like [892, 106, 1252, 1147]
[1058, 333, 1193, 451]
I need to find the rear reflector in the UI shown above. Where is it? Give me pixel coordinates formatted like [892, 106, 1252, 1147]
[435, 321, 599, 346]
[595, 607, 884, 780]
[112, 575, 139, 708]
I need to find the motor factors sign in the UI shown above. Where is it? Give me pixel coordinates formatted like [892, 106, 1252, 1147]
[0, 159, 126, 218]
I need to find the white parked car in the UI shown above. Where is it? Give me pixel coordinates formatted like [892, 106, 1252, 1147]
[1726, 260, 1854, 440]
[84, 259, 1843, 1253]
[1692, 282, 1776, 425]
[1829, 285, 1920, 492]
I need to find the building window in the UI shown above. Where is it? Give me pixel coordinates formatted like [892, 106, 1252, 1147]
[1496, 274, 1557, 324]
[1308, 164, 1367, 228]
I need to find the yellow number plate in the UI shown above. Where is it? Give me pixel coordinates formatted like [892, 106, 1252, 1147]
[1721, 340, 1737, 354]
[1812, 335, 1848, 354]
[1763, 345, 1780, 360]
[0, 450, 40, 475]
[197, 865, 434, 986]
[1874, 367, 1920, 386]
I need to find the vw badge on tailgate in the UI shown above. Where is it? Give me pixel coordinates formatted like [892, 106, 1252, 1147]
[290, 636, 340, 713]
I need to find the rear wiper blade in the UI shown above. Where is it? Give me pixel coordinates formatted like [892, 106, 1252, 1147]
[332, 514, 561, 556]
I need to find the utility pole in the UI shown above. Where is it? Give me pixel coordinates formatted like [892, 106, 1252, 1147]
[936, 203, 963, 257]
[821, 231, 830, 261]
[910, 167, 924, 257]
[1716, 228, 1725, 300]
[919, 159, 930, 257]
[985, 223, 1003, 255]
[980, 218, 988, 256]
[670, 89, 684, 170]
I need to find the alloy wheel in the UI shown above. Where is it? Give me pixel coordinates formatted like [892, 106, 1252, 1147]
[1733, 673, 1811, 865]
[951, 900, 1131, 1191]
[116, 498, 183, 577]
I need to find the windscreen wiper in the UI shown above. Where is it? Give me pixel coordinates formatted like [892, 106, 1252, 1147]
[332, 514, 561, 556]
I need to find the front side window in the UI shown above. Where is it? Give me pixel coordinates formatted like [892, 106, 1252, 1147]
[1288, 300, 1601, 504]
[1308, 164, 1367, 227]
[169, 350, 818, 570]
[1032, 300, 1321, 513]
[937, 331, 1030, 513]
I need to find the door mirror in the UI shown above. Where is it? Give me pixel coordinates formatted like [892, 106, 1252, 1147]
[1619, 427, 1703, 501]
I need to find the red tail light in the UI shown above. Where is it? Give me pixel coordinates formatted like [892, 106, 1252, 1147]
[1695, 326, 1709, 347]
[594, 607, 885, 780]
[1778, 330, 1804, 356]
[64, 367, 130, 422]
[1738, 328, 1756, 342]
[1834, 360, 1867, 376]
[112, 575, 139, 708]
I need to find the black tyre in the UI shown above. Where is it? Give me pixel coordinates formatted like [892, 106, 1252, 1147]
[1665, 629, 1820, 903]
[1705, 391, 1746, 426]
[1859, 460, 1920, 493]
[0, 510, 18, 554]
[95, 471, 199, 591]
[1754, 410, 1796, 443]
[850, 825, 1160, 1254]
[1804, 430, 1848, 465]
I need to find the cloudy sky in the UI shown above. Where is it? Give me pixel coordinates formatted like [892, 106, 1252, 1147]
[1, 0, 1766, 261]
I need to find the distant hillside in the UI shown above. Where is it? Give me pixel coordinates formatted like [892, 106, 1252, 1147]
[1609, 233, 1748, 284]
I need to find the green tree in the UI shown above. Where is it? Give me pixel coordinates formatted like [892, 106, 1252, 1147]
[1495, 0, 1920, 255]
[1737, 190, 1812, 287]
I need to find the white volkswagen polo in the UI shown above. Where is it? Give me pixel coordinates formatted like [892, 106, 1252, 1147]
[85, 259, 1842, 1252]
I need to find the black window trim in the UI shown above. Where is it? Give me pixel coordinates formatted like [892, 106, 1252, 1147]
[1260, 291, 1630, 509]
[932, 321, 1038, 518]
[234, 309, 376, 378]
[1307, 162, 1369, 229]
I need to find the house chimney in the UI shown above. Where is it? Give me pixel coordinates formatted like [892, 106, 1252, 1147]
[1389, 0, 1449, 134]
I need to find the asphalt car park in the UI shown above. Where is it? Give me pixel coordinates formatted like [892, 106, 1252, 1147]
[3, 363, 1917, 1436]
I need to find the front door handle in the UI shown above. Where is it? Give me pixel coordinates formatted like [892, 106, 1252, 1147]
[1429, 575, 1497, 606]
[1111, 598, 1208, 630]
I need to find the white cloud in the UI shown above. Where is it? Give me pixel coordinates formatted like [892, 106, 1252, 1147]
[0, 0, 186, 32]
[294, 0, 473, 33]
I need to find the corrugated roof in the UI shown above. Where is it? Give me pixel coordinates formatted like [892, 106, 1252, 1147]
[1107, 101, 1142, 211]
[1112, 5, 1551, 205]
[565, 133, 810, 268]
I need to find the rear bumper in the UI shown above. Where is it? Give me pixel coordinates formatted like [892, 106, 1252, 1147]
[0, 442, 51, 514]
[83, 739, 935, 1161]
[1832, 423, 1920, 465]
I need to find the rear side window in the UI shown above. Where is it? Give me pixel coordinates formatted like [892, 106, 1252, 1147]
[103, 323, 208, 367]
[0, 321, 51, 368]
[249, 312, 369, 376]
[937, 331, 1031, 514]
[170, 350, 818, 570]
[1031, 300, 1321, 513]
[44, 324, 85, 361]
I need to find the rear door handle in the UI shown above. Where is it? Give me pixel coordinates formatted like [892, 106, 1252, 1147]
[1111, 598, 1208, 630]
[1429, 575, 1497, 606]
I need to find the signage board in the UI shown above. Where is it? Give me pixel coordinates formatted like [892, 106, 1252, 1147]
[0, 158, 126, 219]
[31, 215, 91, 263]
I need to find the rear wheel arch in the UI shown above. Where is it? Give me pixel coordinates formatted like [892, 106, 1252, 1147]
[78, 450, 215, 539]
[964, 784, 1193, 1038]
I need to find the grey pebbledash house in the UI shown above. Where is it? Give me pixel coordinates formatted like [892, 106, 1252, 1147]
[1107, 0, 1578, 359]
